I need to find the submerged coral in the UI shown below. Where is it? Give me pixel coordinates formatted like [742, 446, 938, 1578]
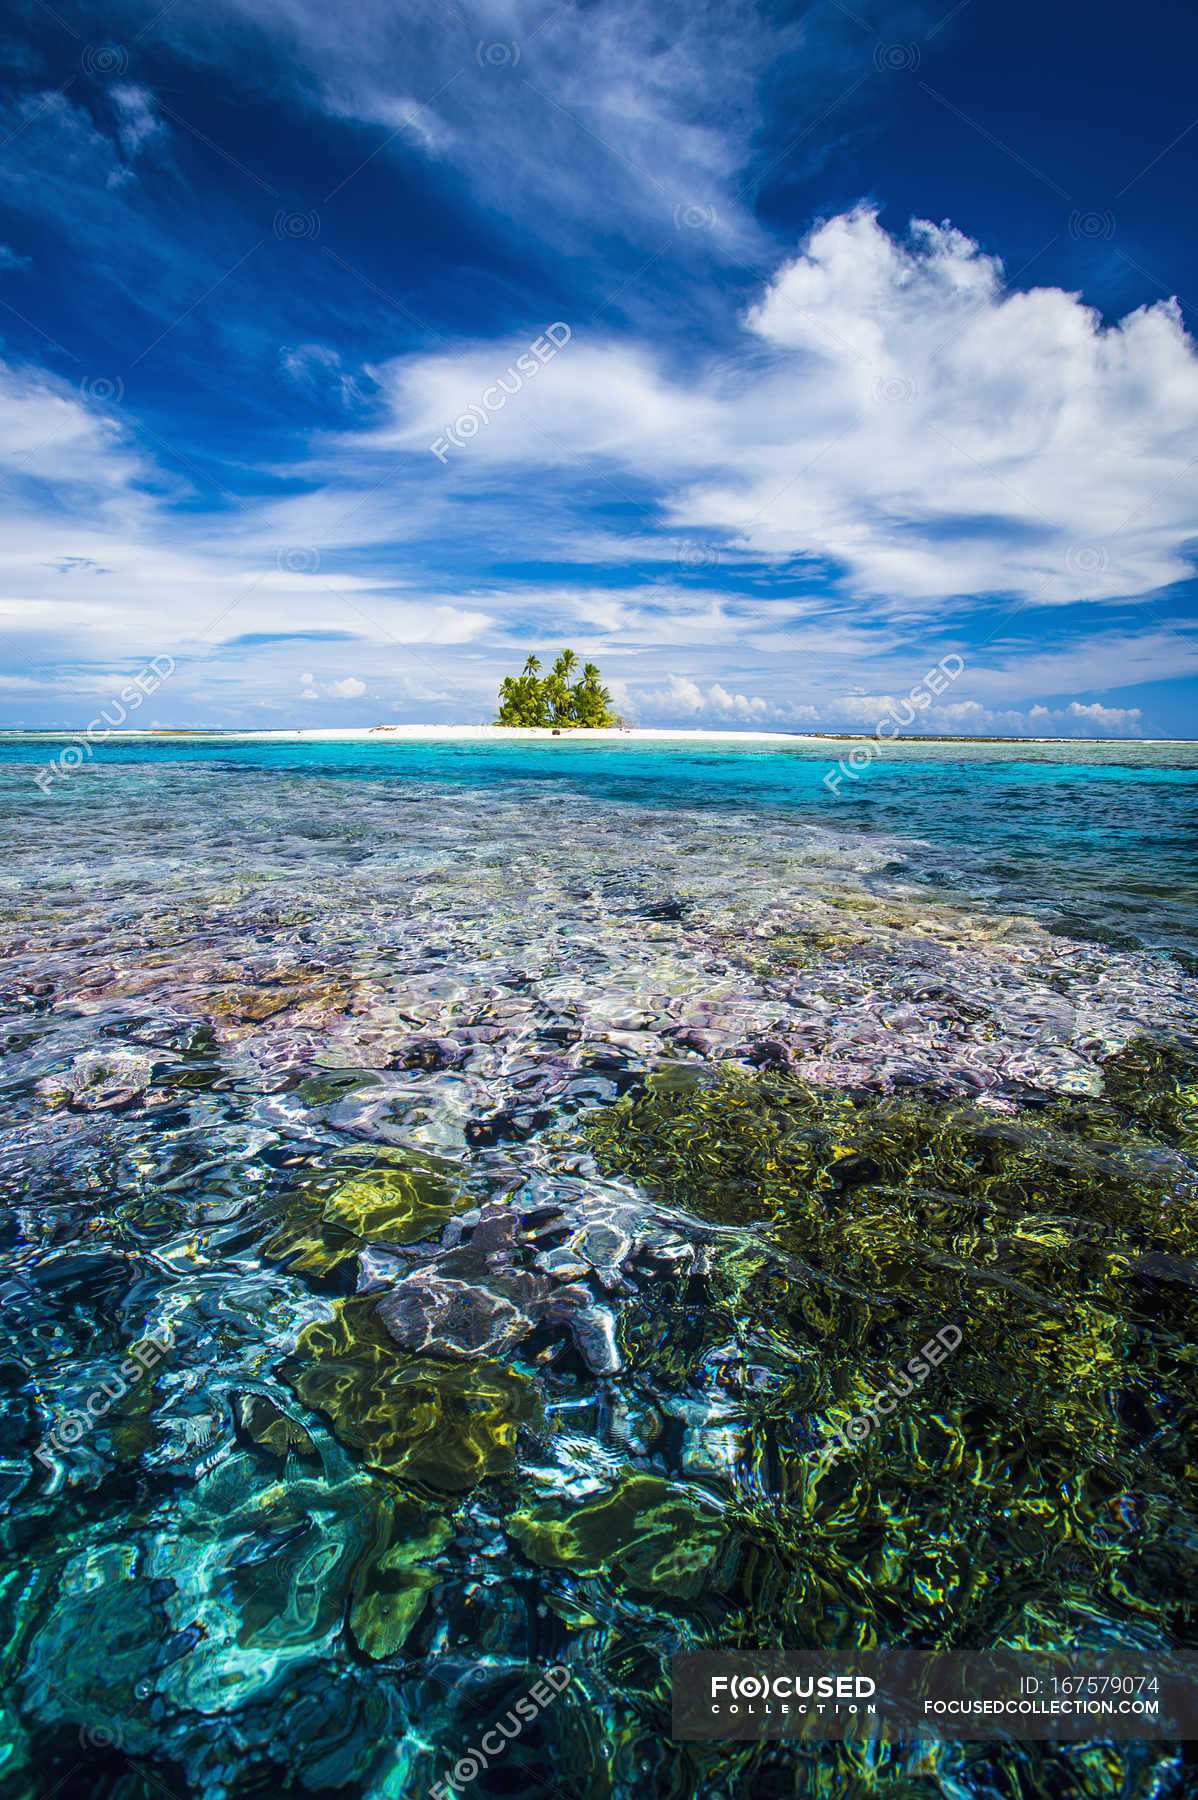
[2, 751, 1197, 1800]
[358, 1202, 626, 1373]
[36, 1046, 163, 1111]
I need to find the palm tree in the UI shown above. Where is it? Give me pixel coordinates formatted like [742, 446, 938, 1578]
[543, 673, 570, 723]
[495, 649, 618, 728]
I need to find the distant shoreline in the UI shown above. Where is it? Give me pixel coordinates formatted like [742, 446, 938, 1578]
[2, 725, 1194, 746]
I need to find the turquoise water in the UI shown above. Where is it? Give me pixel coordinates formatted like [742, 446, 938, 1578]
[1, 735, 1196, 1799]
[9, 732, 1198, 959]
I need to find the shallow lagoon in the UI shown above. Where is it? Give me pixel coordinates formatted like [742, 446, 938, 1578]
[0, 735, 1195, 1797]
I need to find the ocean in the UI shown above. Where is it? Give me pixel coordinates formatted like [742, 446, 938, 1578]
[1, 733, 1195, 1798]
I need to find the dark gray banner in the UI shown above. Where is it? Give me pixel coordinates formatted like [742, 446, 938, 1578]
[672, 1650, 1198, 1741]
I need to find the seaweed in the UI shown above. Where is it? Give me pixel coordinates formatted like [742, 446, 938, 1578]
[583, 1044, 1198, 1656]
[262, 1145, 471, 1276]
[280, 1296, 545, 1492]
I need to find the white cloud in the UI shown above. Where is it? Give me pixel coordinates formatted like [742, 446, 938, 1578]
[827, 693, 901, 726]
[368, 208, 1198, 610]
[282, 345, 340, 381]
[1063, 701, 1142, 733]
[1, 197, 1193, 730]
[322, 83, 455, 157]
[931, 698, 1142, 736]
[633, 673, 771, 720]
[110, 85, 162, 159]
[295, 673, 371, 700]
[190, 0, 798, 270]
[0, 358, 151, 500]
[280, 343, 367, 409]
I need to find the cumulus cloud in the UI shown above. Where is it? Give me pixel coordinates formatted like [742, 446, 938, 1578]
[1061, 700, 1143, 734]
[296, 673, 368, 699]
[633, 674, 771, 720]
[1, 197, 1192, 730]
[827, 693, 907, 727]
[909, 698, 1143, 736]
[371, 208, 1198, 610]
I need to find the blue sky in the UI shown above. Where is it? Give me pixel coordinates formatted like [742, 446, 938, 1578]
[1, 0, 1196, 733]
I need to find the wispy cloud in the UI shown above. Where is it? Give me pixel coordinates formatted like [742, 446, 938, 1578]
[0, 0, 1195, 732]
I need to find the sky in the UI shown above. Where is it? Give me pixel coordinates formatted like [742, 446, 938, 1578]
[0, 0, 1196, 734]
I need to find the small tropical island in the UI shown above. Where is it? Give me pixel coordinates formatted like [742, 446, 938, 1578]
[494, 650, 623, 729]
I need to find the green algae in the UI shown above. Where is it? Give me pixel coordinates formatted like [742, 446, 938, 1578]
[347, 1498, 452, 1658]
[348, 1565, 439, 1659]
[233, 1391, 318, 1459]
[263, 1145, 470, 1275]
[1098, 1036, 1198, 1148]
[583, 1041, 1198, 1655]
[509, 1473, 726, 1599]
[5, 751, 1198, 1800]
[280, 1296, 544, 1491]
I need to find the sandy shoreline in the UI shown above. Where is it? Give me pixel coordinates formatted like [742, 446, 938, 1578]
[3, 724, 1192, 746]
[7, 724, 817, 743]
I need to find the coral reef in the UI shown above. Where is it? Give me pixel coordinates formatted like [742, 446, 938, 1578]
[1, 751, 1195, 1799]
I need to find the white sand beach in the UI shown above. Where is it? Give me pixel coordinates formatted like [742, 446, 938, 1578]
[8, 725, 1186, 746]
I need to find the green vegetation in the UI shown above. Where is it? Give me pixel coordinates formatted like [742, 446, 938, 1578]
[494, 649, 621, 728]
